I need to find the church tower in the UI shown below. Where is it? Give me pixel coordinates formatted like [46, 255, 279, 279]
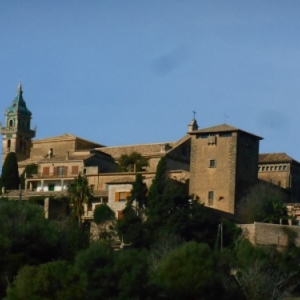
[1, 84, 36, 165]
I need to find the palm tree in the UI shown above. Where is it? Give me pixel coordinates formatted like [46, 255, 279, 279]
[68, 173, 92, 227]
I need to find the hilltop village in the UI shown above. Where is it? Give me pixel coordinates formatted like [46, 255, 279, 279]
[3, 84, 300, 299]
[2, 84, 300, 223]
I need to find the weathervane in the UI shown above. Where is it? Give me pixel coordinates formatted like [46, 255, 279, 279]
[192, 110, 196, 119]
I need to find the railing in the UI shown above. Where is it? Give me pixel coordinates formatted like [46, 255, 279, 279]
[28, 173, 77, 179]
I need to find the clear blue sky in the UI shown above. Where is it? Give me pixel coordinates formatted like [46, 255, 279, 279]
[1, 1, 300, 160]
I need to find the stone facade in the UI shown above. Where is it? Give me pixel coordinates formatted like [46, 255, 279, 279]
[189, 124, 261, 215]
[239, 222, 300, 249]
[258, 153, 300, 202]
[1, 84, 36, 165]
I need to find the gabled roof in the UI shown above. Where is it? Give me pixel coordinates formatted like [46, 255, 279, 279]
[190, 123, 263, 139]
[259, 153, 300, 164]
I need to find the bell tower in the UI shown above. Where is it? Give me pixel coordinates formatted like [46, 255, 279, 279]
[1, 84, 36, 165]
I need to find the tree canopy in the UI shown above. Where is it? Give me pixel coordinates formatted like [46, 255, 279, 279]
[68, 174, 92, 227]
[1, 153, 19, 190]
[237, 182, 289, 224]
[118, 151, 149, 172]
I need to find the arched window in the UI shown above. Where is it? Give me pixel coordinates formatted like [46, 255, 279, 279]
[7, 139, 11, 149]
[9, 119, 13, 127]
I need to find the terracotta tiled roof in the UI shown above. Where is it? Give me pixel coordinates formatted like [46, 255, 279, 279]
[98, 142, 176, 158]
[190, 123, 263, 139]
[33, 133, 105, 147]
[259, 153, 298, 164]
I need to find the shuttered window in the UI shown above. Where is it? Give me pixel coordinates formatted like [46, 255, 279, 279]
[72, 166, 79, 175]
[115, 191, 131, 202]
[43, 167, 49, 176]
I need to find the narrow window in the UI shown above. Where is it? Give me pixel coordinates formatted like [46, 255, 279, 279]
[208, 191, 214, 205]
[43, 167, 50, 176]
[209, 159, 216, 168]
[57, 166, 64, 176]
[72, 166, 79, 175]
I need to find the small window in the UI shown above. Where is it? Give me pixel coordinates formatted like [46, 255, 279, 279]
[275, 166, 278, 171]
[219, 132, 232, 138]
[283, 165, 287, 170]
[270, 166, 273, 171]
[208, 191, 214, 205]
[279, 166, 282, 171]
[209, 159, 216, 168]
[7, 139, 11, 149]
[115, 191, 131, 202]
[197, 133, 209, 139]
[262, 167, 265, 171]
[266, 166, 269, 171]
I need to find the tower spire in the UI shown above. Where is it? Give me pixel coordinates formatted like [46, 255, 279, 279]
[17, 83, 22, 94]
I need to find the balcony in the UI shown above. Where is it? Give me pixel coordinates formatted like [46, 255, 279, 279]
[28, 173, 77, 179]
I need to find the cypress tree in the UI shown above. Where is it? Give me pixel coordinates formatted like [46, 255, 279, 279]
[1, 152, 20, 190]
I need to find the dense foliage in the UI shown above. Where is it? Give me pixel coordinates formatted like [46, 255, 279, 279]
[237, 182, 289, 224]
[68, 174, 92, 227]
[20, 163, 38, 189]
[0, 158, 299, 299]
[1, 153, 19, 190]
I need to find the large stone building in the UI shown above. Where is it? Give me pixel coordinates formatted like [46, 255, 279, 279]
[2, 84, 300, 221]
[258, 153, 300, 203]
[189, 124, 262, 215]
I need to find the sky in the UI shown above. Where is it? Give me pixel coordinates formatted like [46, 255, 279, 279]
[1, 1, 300, 160]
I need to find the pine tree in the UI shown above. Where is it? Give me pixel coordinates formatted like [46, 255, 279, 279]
[1, 152, 19, 190]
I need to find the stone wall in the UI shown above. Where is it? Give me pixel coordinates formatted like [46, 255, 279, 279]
[239, 222, 300, 249]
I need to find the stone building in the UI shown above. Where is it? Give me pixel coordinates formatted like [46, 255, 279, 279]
[0, 84, 36, 165]
[6, 84, 300, 222]
[189, 124, 262, 215]
[258, 153, 300, 202]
